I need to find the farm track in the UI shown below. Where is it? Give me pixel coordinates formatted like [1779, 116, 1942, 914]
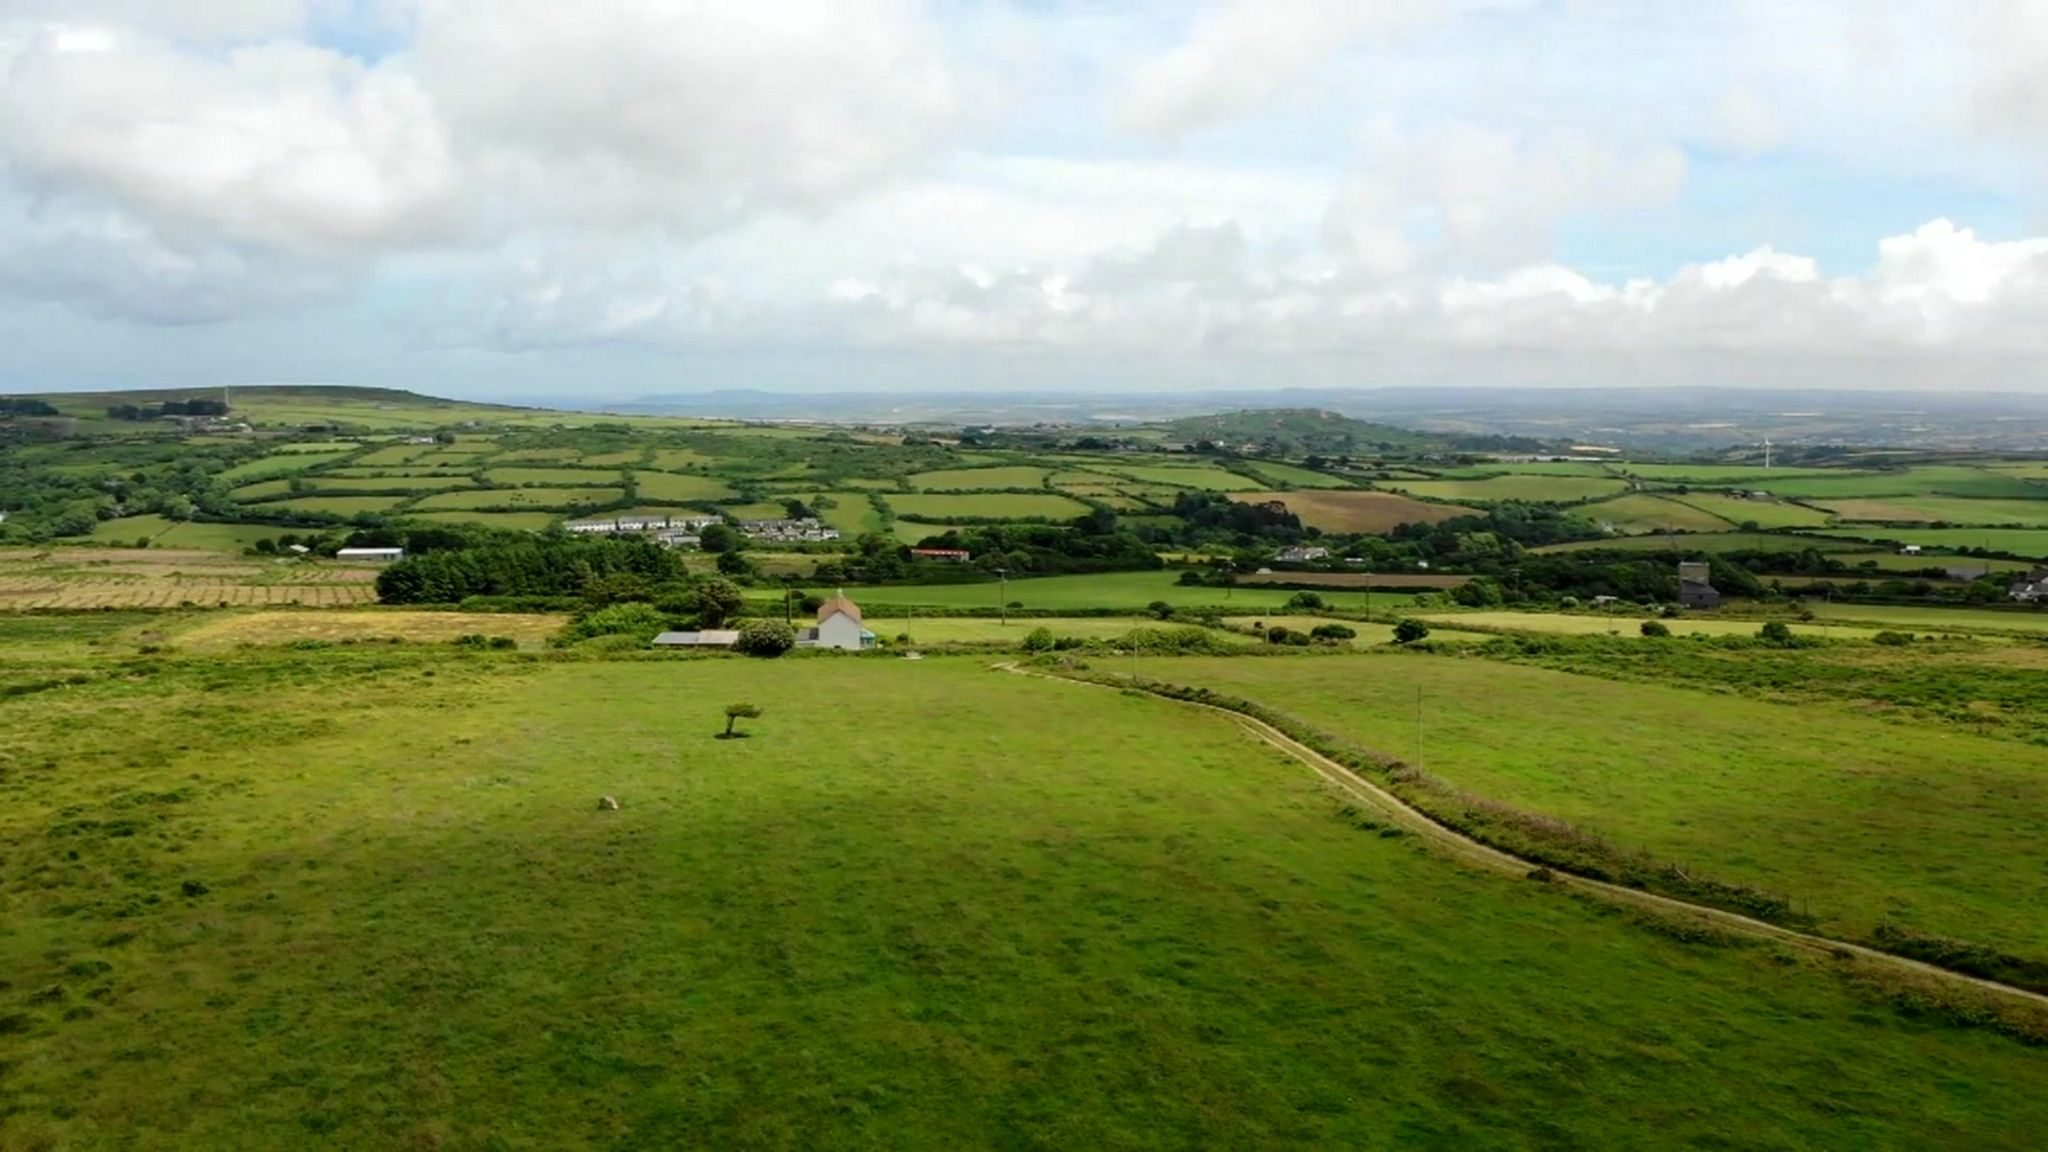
[996, 661, 2048, 1011]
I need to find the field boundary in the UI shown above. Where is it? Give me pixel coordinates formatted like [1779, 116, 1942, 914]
[997, 660, 2048, 1017]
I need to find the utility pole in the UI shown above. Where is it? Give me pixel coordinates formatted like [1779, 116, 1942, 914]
[1415, 686, 1424, 773]
[996, 568, 1009, 625]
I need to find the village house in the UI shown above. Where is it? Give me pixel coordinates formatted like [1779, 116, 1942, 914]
[797, 594, 876, 651]
[2010, 570, 2048, 603]
[564, 514, 721, 537]
[335, 547, 403, 563]
[740, 518, 841, 544]
[1275, 545, 1330, 563]
[909, 547, 972, 563]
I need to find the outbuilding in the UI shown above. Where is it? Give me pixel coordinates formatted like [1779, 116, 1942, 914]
[336, 547, 403, 563]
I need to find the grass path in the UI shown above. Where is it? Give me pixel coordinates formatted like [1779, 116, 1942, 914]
[1004, 662, 2048, 1018]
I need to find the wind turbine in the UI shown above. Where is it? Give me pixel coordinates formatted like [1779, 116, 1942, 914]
[1762, 435, 1773, 469]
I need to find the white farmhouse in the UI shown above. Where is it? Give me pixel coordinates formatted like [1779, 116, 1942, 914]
[798, 593, 876, 651]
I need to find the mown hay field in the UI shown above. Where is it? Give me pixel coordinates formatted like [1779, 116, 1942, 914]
[1580, 493, 1733, 534]
[1413, 610, 1881, 640]
[632, 471, 737, 502]
[4, 652, 2046, 1146]
[263, 495, 411, 516]
[1235, 490, 1474, 533]
[169, 609, 567, 650]
[1100, 464, 1264, 491]
[1819, 496, 2048, 527]
[1667, 493, 1835, 529]
[907, 466, 1052, 490]
[1385, 475, 1631, 503]
[0, 581, 377, 610]
[412, 488, 624, 511]
[1811, 525, 2048, 559]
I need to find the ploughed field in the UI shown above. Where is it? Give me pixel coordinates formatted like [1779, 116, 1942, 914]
[4, 644, 2048, 1147]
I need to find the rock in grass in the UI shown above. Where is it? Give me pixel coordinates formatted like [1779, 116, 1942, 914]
[597, 796, 619, 811]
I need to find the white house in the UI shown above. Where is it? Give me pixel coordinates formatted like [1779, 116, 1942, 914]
[335, 547, 403, 563]
[798, 594, 876, 651]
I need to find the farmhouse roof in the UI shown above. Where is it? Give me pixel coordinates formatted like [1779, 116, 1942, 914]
[817, 593, 862, 624]
[652, 630, 740, 647]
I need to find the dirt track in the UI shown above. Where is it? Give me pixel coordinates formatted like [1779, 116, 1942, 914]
[998, 661, 2048, 1011]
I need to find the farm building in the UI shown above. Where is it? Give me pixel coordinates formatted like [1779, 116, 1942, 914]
[741, 518, 840, 543]
[1275, 546, 1330, 563]
[1899, 545, 1923, 556]
[2011, 571, 2048, 603]
[910, 548, 972, 562]
[336, 547, 403, 563]
[1677, 561, 1721, 610]
[652, 630, 740, 648]
[797, 594, 876, 651]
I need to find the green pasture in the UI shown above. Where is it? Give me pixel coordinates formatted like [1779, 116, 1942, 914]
[906, 466, 1051, 490]
[883, 492, 1093, 521]
[647, 449, 719, 471]
[1118, 653, 2048, 965]
[875, 616, 1242, 645]
[1812, 526, 2048, 559]
[631, 472, 737, 503]
[1535, 531, 1865, 555]
[263, 495, 410, 517]
[1801, 602, 2048, 636]
[1618, 464, 1845, 483]
[4, 653, 2046, 1145]
[1436, 461, 1619, 478]
[1100, 464, 1264, 491]
[1666, 493, 1834, 529]
[777, 571, 1413, 613]
[216, 449, 357, 483]
[412, 488, 624, 511]
[351, 445, 433, 467]
[1414, 610, 1881, 641]
[1820, 496, 2048, 527]
[1581, 494, 1734, 534]
[1385, 475, 1630, 503]
[582, 449, 648, 467]
[482, 467, 622, 487]
[891, 520, 954, 545]
[402, 510, 562, 531]
[84, 516, 281, 551]
[1234, 460, 1353, 488]
[1743, 467, 2042, 501]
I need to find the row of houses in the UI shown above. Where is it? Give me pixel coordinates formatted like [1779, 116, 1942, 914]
[563, 514, 722, 535]
[2012, 570, 2048, 602]
[739, 518, 840, 543]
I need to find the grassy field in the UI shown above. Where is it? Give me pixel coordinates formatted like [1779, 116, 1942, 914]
[264, 495, 411, 517]
[883, 493, 1093, 520]
[5, 651, 2048, 1146]
[1743, 466, 2043, 501]
[877, 615, 1245, 644]
[168, 609, 567, 650]
[1819, 496, 2048, 526]
[1101, 464, 1265, 491]
[1234, 490, 1473, 533]
[1617, 464, 1847, 483]
[1667, 493, 1835, 529]
[774, 571, 1415, 613]
[1116, 653, 2048, 962]
[632, 471, 738, 502]
[1233, 460, 1352, 488]
[482, 467, 625, 486]
[402, 510, 563, 531]
[906, 466, 1051, 490]
[412, 488, 625, 511]
[1812, 526, 2048, 559]
[1801, 602, 2048, 635]
[1535, 531, 1866, 554]
[1413, 610, 1883, 640]
[85, 516, 282, 551]
[1386, 475, 1630, 503]
[217, 449, 358, 482]
[1580, 494, 1734, 534]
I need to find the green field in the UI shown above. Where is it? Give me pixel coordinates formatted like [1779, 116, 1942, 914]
[631, 471, 737, 503]
[1618, 464, 1847, 483]
[402, 510, 563, 531]
[351, 444, 433, 467]
[5, 650, 2048, 1146]
[906, 466, 1051, 490]
[84, 515, 283, 550]
[1415, 610, 1882, 641]
[1819, 496, 2048, 527]
[1101, 465, 1265, 491]
[878, 615, 1245, 644]
[216, 449, 358, 482]
[1536, 531, 1865, 555]
[1387, 475, 1630, 503]
[1439, 462, 1619, 478]
[1233, 460, 1353, 488]
[483, 467, 624, 487]
[1667, 493, 1835, 529]
[1117, 653, 2048, 962]
[263, 495, 411, 516]
[1738, 467, 2043, 501]
[1580, 493, 1734, 534]
[1802, 602, 2048, 635]
[774, 571, 1413, 613]
[1812, 526, 2048, 559]
[412, 488, 625, 511]
[883, 492, 1093, 521]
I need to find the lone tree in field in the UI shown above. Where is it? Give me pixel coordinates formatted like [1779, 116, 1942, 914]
[1393, 618, 1430, 645]
[1640, 620, 1671, 637]
[721, 703, 762, 738]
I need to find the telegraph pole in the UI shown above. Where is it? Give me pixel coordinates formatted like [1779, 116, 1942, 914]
[996, 568, 1010, 625]
[1415, 686, 1425, 772]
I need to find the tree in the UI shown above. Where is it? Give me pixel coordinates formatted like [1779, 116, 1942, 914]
[1020, 626, 1055, 652]
[690, 578, 746, 628]
[1285, 591, 1325, 610]
[721, 702, 762, 738]
[562, 602, 668, 645]
[1310, 622, 1356, 641]
[1639, 620, 1671, 637]
[699, 523, 740, 553]
[1393, 618, 1430, 644]
[734, 619, 795, 658]
[1146, 599, 1175, 620]
[716, 549, 755, 577]
[1757, 620, 1795, 646]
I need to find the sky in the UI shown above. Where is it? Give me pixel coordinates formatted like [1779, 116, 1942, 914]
[2, 0, 2047, 401]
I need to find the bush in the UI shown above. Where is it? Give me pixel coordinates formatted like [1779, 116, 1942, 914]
[1757, 620, 1795, 646]
[1021, 626, 1056, 652]
[1285, 591, 1326, 610]
[734, 619, 796, 658]
[1146, 599, 1176, 620]
[1393, 618, 1430, 644]
[721, 702, 761, 738]
[1639, 620, 1671, 637]
[1310, 623, 1357, 641]
[1176, 570, 1204, 586]
[1873, 630, 1916, 646]
[562, 602, 668, 645]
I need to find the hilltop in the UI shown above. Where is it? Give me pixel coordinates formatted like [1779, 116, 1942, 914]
[1162, 408, 1550, 457]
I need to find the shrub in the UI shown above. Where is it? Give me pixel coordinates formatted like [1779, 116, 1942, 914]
[1873, 630, 1916, 647]
[1310, 623, 1357, 641]
[1146, 599, 1175, 620]
[734, 619, 796, 658]
[1640, 620, 1671, 638]
[562, 602, 667, 645]
[1021, 626, 1056, 652]
[721, 702, 761, 738]
[1757, 620, 1795, 647]
[1176, 569, 1204, 586]
[1266, 625, 1291, 644]
[1285, 591, 1326, 610]
[1393, 618, 1430, 644]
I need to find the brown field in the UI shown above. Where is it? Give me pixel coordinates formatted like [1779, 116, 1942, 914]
[1233, 490, 1476, 533]
[1237, 571, 1470, 589]
[0, 550, 381, 610]
[171, 609, 567, 650]
[0, 582, 378, 610]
